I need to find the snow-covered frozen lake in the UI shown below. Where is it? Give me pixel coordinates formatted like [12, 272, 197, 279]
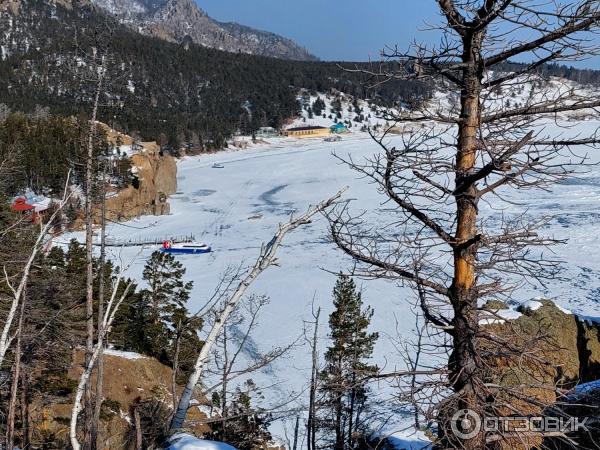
[76, 125, 600, 441]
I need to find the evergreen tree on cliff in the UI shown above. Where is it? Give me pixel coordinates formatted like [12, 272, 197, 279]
[123, 251, 194, 362]
[318, 274, 378, 450]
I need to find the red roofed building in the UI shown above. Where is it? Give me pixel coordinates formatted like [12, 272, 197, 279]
[11, 193, 51, 223]
[12, 197, 34, 212]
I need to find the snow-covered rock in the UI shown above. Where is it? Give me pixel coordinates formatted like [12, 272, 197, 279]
[387, 430, 430, 449]
[104, 348, 147, 360]
[167, 434, 237, 450]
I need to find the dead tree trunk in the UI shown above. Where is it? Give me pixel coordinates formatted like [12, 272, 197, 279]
[5, 285, 26, 449]
[83, 61, 104, 450]
[328, 1, 600, 447]
[71, 270, 134, 450]
[306, 306, 320, 450]
[220, 324, 229, 439]
[447, 28, 486, 450]
[90, 165, 107, 450]
[20, 369, 30, 449]
[292, 415, 300, 450]
[171, 320, 182, 415]
[134, 404, 143, 450]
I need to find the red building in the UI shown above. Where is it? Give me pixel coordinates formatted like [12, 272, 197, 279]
[11, 194, 51, 223]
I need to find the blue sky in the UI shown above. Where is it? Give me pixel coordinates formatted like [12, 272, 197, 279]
[198, 1, 600, 68]
[199, 0, 441, 61]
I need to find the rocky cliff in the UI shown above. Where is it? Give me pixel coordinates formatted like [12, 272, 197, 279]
[102, 128, 177, 222]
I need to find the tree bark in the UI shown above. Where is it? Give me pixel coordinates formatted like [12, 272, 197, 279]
[83, 63, 104, 450]
[221, 325, 229, 439]
[447, 29, 485, 450]
[90, 166, 107, 450]
[334, 354, 344, 450]
[134, 405, 142, 450]
[292, 415, 300, 450]
[171, 321, 182, 416]
[347, 377, 356, 449]
[20, 369, 30, 449]
[70, 278, 134, 450]
[5, 285, 26, 449]
[307, 307, 320, 450]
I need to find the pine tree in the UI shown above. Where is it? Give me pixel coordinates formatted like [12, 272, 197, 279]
[318, 274, 379, 450]
[313, 97, 326, 117]
[130, 251, 194, 362]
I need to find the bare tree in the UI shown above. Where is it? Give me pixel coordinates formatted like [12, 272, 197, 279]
[328, 1, 600, 448]
[5, 284, 26, 450]
[70, 258, 136, 450]
[82, 49, 105, 450]
[90, 159, 109, 450]
[305, 302, 321, 450]
[170, 189, 346, 432]
[206, 295, 294, 414]
[69, 19, 128, 449]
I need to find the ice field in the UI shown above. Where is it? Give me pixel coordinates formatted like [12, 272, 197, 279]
[79, 120, 600, 441]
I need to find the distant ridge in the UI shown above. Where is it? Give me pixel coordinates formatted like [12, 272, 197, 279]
[90, 0, 318, 61]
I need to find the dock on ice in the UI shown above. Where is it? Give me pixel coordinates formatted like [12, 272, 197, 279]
[102, 234, 196, 248]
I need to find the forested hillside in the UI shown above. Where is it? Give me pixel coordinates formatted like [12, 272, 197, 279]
[0, 0, 431, 151]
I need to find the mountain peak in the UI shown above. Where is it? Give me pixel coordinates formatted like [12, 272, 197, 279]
[90, 0, 316, 61]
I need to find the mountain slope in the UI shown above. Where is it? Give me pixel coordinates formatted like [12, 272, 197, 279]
[0, 0, 431, 149]
[90, 0, 317, 61]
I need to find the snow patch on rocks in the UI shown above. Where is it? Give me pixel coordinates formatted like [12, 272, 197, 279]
[167, 434, 237, 450]
[104, 348, 147, 360]
[479, 307, 523, 325]
[387, 429, 430, 449]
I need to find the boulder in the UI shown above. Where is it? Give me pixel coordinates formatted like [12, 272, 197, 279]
[481, 300, 600, 449]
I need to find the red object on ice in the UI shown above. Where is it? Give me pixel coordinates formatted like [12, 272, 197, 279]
[12, 197, 34, 212]
[163, 241, 173, 249]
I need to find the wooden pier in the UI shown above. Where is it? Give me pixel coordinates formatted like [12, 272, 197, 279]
[103, 234, 196, 247]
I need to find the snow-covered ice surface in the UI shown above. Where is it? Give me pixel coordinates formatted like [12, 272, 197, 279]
[167, 434, 237, 450]
[70, 114, 600, 440]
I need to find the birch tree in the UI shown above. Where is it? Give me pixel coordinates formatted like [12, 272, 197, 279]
[82, 50, 105, 450]
[169, 189, 346, 432]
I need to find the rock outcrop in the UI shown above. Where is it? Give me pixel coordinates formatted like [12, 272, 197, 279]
[481, 300, 600, 449]
[104, 141, 177, 222]
[31, 349, 210, 449]
[488, 300, 600, 387]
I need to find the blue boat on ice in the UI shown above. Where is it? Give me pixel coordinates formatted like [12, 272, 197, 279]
[161, 241, 212, 255]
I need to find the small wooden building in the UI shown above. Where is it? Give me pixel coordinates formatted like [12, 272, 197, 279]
[330, 123, 349, 134]
[284, 126, 331, 138]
